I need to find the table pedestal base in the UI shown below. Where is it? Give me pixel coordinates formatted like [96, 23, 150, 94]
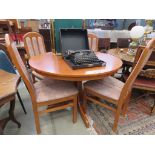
[75, 81, 90, 128]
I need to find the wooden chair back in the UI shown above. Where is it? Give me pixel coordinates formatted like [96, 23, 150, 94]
[119, 39, 155, 103]
[23, 32, 46, 58]
[117, 38, 131, 48]
[88, 33, 99, 52]
[5, 34, 36, 102]
[134, 46, 155, 67]
[98, 38, 110, 50]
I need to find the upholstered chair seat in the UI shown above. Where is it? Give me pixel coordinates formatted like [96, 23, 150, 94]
[84, 76, 124, 103]
[34, 79, 78, 103]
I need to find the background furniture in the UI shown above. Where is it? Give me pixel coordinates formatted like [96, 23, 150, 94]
[0, 20, 13, 43]
[117, 38, 131, 48]
[83, 39, 155, 132]
[108, 48, 134, 63]
[0, 70, 21, 134]
[85, 19, 117, 30]
[124, 46, 155, 114]
[88, 33, 99, 52]
[0, 50, 27, 114]
[0, 43, 11, 60]
[29, 52, 122, 128]
[39, 29, 52, 52]
[98, 38, 110, 51]
[27, 20, 39, 32]
[6, 34, 78, 134]
[108, 47, 155, 69]
[87, 29, 130, 43]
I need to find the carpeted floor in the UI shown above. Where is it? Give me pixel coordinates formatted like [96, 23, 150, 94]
[87, 91, 155, 135]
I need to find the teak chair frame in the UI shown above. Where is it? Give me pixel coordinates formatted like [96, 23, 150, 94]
[84, 38, 155, 132]
[5, 34, 78, 134]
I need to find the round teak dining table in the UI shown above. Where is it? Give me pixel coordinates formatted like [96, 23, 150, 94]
[29, 52, 123, 128]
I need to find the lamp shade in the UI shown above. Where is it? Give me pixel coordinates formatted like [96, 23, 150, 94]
[130, 26, 145, 39]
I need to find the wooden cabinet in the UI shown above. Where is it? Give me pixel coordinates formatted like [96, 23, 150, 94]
[39, 29, 52, 52]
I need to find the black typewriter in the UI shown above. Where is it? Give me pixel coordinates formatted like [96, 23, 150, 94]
[63, 50, 106, 69]
[60, 29, 106, 69]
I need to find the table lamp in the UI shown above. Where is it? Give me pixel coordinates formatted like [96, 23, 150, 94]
[128, 26, 145, 55]
[145, 20, 153, 34]
[141, 20, 154, 45]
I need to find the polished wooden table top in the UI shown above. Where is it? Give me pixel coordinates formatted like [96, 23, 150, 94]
[108, 48, 135, 64]
[29, 52, 122, 81]
[0, 70, 20, 101]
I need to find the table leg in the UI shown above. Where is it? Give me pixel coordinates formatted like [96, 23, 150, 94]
[75, 81, 90, 128]
[9, 99, 21, 128]
[0, 126, 3, 135]
[0, 117, 10, 135]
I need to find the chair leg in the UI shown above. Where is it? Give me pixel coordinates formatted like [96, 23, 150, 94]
[151, 96, 155, 115]
[112, 106, 121, 132]
[9, 99, 21, 128]
[17, 91, 27, 114]
[0, 126, 3, 135]
[72, 96, 77, 123]
[122, 93, 131, 117]
[32, 74, 36, 83]
[83, 92, 87, 113]
[32, 105, 41, 134]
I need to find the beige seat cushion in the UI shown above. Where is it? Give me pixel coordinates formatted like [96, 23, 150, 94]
[84, 76, 124, 103]
[34, 79, 78, 103]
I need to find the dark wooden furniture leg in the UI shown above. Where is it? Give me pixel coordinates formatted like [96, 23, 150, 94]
[0, 117, 10, 135]
[0, 126, 3, 135]
[17, 91, 27, 114]
[0, 98, 21, 134]
[9, 99, 21, 128]
[75, 81, 89, 128]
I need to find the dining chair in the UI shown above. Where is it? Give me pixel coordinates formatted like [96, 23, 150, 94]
[88, 33, 99, 52]
[117, 38, 131, 48]
[5, 34, 78, 134]
[23, 32, 46, 58]
[0, 69, 21, 134]
[23, 32, 47, 81]
[83, 38, 155, 132]
[123, 46, 155, 114]
[0, 50, 27, 114]
[98, 38, 110, 52]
